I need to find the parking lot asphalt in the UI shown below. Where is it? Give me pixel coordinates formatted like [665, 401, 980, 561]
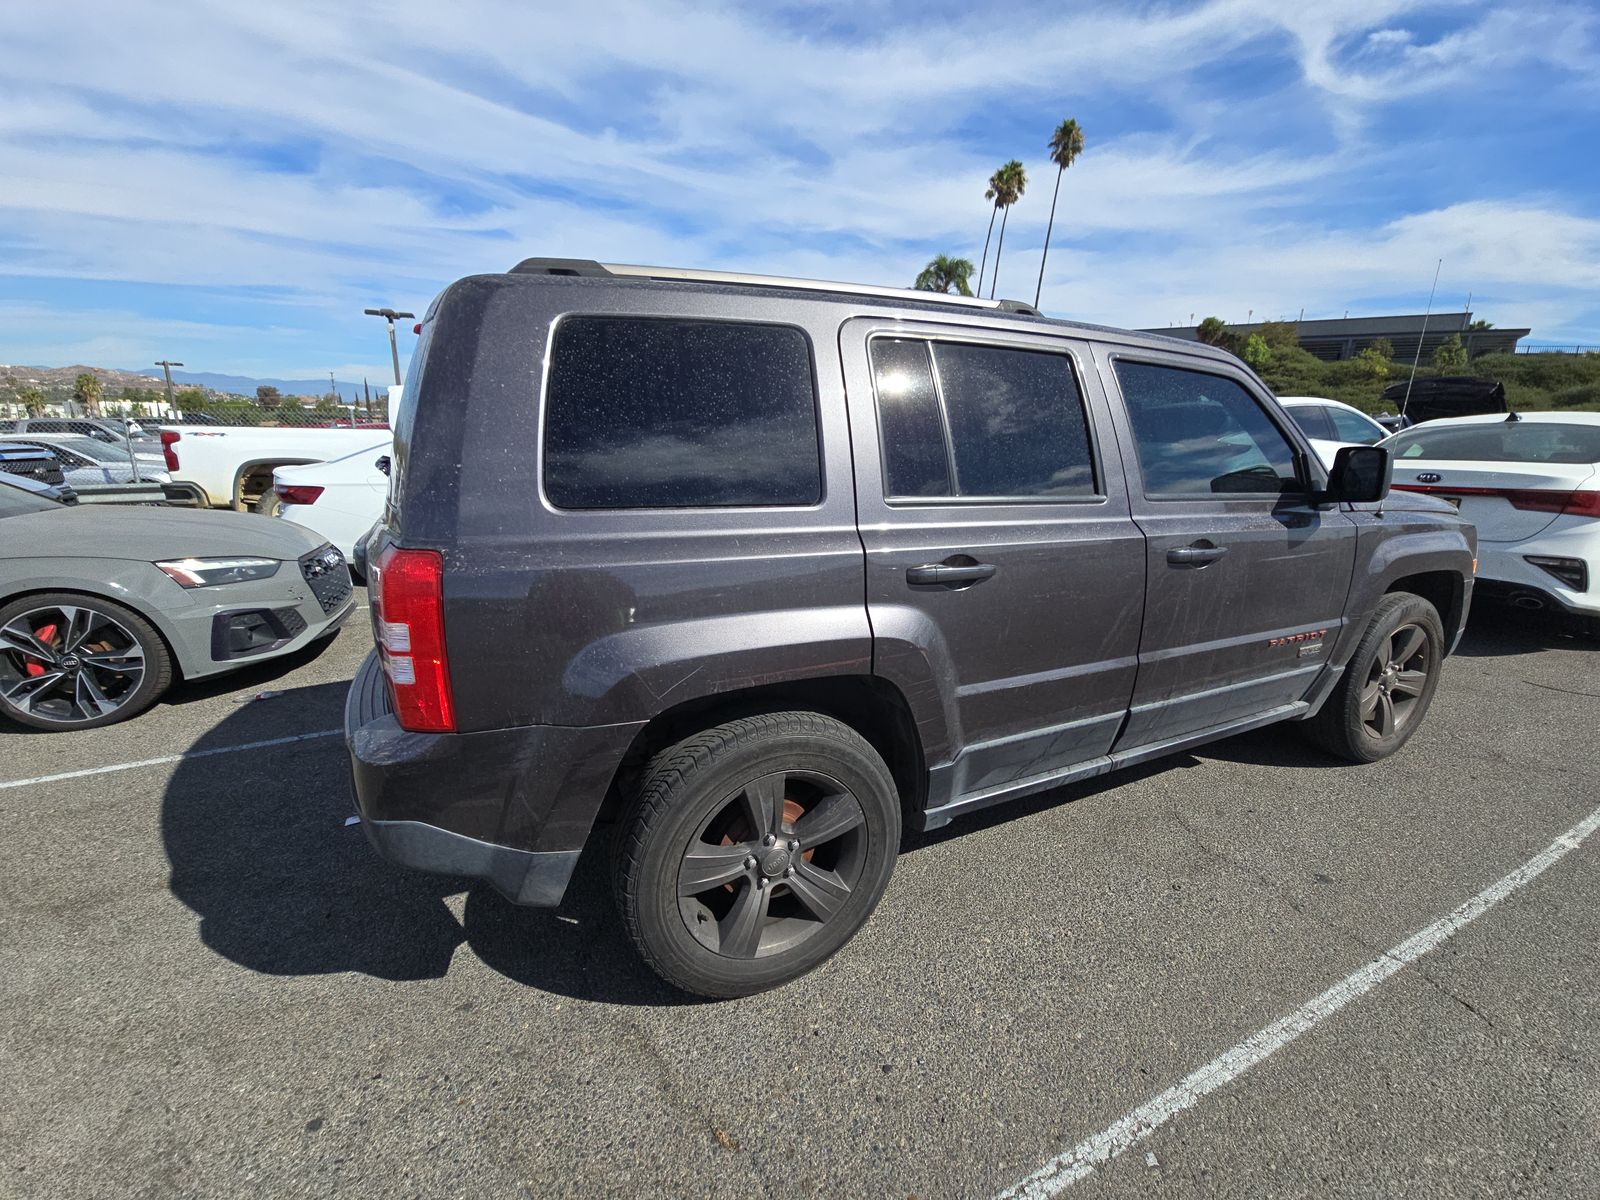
[3, 593, 1597, 1199]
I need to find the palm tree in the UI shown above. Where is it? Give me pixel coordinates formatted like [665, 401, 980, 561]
[72, 371, 103, 417]
[915, 255, 976, 296]
[1034, 118, 1084, 308]
[987, 159, 1027, 299]
[976, 166, 1006, 298]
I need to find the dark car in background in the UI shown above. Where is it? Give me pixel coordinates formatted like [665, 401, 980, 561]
[1380, 376, 1509, 429]
[345, 260, 1476, 998]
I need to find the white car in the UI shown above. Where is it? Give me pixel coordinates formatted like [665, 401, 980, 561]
[1383, 412, 1600, 620]
[1278, 396, 1388, 469]
[272, 441, 391, 567]
[0, 433, 172, 487]
[157, 423, 394, 510]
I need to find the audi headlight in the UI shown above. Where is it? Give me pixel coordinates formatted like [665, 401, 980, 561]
[155, 556, 281, 587]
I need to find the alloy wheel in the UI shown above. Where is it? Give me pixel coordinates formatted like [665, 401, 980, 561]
[1360, 622, 1431, 739]
[677, 769, 868, 960]
[0, 603, 147, 725]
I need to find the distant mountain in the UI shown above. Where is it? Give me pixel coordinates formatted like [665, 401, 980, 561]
[1, 363, 213, 400]
[134, 368, 378, 402]
[2, 363, 391, 408]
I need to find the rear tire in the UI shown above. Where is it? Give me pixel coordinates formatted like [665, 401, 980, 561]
[615, 712, 900, 998]
[1304, 592, 1444, 763]
[253, 492, 283, 517]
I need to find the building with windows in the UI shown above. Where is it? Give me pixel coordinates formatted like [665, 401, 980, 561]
[1140, 312, 1529, 362]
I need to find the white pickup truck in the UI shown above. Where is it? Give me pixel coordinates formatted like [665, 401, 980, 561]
[157, 424, 394, 511]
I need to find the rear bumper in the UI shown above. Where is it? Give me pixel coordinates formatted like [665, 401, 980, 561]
[344, 651, 641, 906]
[1477, 540, 1598, 617]
[360, 817, 581, 906]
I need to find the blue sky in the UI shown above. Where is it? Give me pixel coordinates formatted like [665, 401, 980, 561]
[1, 0, 1597, 381]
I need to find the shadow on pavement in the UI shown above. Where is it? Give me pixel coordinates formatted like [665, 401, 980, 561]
[1452, 599, 1597, 659]
[160, 679, 685, 1003]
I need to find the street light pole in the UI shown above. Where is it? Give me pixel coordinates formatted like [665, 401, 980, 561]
[154, 360, 184, 412]
[363, 307, 416, 386]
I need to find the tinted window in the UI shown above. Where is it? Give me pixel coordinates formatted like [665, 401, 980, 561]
[1389, 421, 1600, 464]
[869, 339, 1096, 500]
[870, 339, 952, 497]
[1286, 404, 1334, 440]
[544, 317, 821, 509]
[934, 344, 1096, 497]
[1325, 405, 1385, 444]
[1115, 362, 1301, 496]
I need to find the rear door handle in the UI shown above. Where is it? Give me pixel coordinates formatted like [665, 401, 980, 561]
[1167, 542, 1228, 566]
[906, 562, 997, 586]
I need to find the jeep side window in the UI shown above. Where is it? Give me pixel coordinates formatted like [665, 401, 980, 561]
[543, 316, 822, 509]
[870, 339, 1096, 500]
[1115, 361, 1301, 496]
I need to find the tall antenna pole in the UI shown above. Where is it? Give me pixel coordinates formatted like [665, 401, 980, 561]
[1401, 258, 1443, 419]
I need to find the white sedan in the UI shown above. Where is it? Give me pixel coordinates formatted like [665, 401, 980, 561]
[1278, 396, 1388, 469]
[272, 441, 390, 570]
[1383, 412, 1600, 620]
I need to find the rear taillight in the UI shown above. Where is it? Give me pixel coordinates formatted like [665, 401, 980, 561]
[160, 429, 180, 472]
[273, 483, 324, 506]
[370, 546, 455, 732]
[1391, 484, 1600, 517]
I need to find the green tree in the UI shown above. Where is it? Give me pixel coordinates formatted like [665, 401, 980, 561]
[1255, 320, 1299, 352]
[986, 159, 1028, 299]
[18, 385, 47, 417]
[1034, 118, 1084, 308]
[1242, 334, 1273, 370]
[256, 385, 282, 409]
[72, 371, 103, 416]
[1197, 316, 1229, 345]
[1354, 346, 1391, 379]
[1368, 337, 1394, 361]
[1432, 333, 1468, 370]
[1468, 319, 1493, 331]
[914, 255, 976, 296]
[173, 387, 210, 412]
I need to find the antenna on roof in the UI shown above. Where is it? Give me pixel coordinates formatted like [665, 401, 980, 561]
[1400, 258, 1443, 420]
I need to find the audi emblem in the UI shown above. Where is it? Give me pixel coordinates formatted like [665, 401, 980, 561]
[1415, 472, 1442, 483]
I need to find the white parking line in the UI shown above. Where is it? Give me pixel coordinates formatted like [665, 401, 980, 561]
[0, 728, 343, 791]
[996, 803, 1600, 1199]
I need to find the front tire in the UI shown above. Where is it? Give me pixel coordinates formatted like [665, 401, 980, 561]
[1304, 592, 1444, 763]
[0, 593, 174, 730]
[615, 712, 901, 998]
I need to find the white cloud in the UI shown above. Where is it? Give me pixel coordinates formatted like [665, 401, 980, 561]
[0, 0, 1596, 369]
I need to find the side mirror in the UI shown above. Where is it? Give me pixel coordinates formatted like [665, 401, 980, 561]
[375, 455, 391, 477]
[1322, 445, 1391, 504]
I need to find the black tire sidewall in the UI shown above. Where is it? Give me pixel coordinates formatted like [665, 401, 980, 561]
[0, 592, 173, 731]
[624, 717, 900, 998]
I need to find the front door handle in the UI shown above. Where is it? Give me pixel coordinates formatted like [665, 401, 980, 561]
[1167, 542, 1229, 566]
[906, 562, 997, 586]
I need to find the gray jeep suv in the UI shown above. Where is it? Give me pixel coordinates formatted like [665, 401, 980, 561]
[345, 260, 1475, 997]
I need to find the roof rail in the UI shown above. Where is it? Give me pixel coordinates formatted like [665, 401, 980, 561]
[507, 258, 1041, 316]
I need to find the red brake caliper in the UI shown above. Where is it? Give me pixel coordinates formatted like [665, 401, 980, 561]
[22, 622, 58, 676]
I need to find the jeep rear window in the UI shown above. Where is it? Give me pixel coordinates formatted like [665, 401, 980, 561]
[544, 317, 822, 509]
[869, 338, 1097, 500]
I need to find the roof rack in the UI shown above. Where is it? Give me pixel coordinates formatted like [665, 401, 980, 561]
[507, 258, 1041, 316]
